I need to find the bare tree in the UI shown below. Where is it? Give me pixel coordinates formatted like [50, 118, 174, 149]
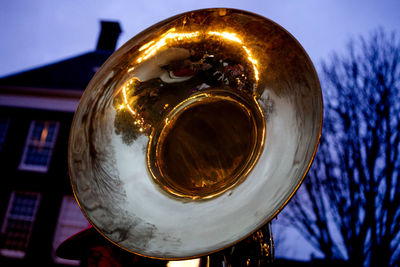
[281, 29, 400, 267]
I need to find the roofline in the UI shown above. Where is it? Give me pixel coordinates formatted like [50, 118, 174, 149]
[0, 50, 101, 80]
[0, 85, 83, 98]
[0, 85, 82, 112]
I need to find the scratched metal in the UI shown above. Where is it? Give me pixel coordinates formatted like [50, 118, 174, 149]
[68, 8, 323, 259]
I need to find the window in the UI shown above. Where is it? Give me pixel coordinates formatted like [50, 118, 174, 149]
[0, 191, 41, 258]
[0, 118, 10, 151]
[19, 120, 59, 172]
[52, 196, 88, 265]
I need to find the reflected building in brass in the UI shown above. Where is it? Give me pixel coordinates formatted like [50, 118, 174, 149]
[68, 8, 322, 260]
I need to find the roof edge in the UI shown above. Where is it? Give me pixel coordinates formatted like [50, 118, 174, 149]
[0, 85, 83, 99]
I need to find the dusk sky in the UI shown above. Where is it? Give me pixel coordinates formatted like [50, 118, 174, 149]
[1, 0, 400, 261]
[1, 0, 400, 77]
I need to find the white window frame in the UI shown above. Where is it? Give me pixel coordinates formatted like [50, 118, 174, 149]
[19, 120, 60, 173]
[0, 191, 41, 258]
[52, 195, 88, 266]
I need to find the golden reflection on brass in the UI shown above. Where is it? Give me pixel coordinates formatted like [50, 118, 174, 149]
[206, 223, 274, 266]
[134, 28, 259, 82]
[113, 22, 267, 199]
[147, 91, 264, 199]
[137, 28, 201, 64]
[113, 23, 266, 199]
[159, 99, 254, 197]
[207, 31, 259, 81]
[68, 8, 323, 260]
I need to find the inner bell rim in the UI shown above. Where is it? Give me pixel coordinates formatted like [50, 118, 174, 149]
[147, 89, 266, 200]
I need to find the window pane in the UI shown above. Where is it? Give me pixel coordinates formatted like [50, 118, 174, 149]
[0, 192, 40, 258]
[24, 145, 51, 167]
[31, 121, 45, 140]
[19, 120, 59, 172]
[9, 193, 39, 219]
[3, 219, 31, 251]
[30, 121, 58, 145]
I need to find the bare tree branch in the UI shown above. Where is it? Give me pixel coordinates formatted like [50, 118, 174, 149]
[281, 29, 400, 267]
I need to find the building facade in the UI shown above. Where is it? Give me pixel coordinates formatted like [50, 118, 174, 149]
[0, 21, 121, 266]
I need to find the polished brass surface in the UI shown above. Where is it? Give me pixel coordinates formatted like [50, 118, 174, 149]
[148, 90, 264, 199]
[68, 8, 323, 259]
[208, 223, 274, 266]
[155, 98, 256, 199]
[56, 223, 273, 266]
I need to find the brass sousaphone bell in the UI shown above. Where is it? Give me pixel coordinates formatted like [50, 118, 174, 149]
[68, 8, 323, 263]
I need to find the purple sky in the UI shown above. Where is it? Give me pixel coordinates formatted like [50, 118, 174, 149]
[1, 0, 399, 261]
[1, 0, 400, 77]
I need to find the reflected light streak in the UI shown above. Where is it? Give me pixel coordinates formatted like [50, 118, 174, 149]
[139, 40, 155, 51]
[123, 29, 260, 118]
[122, 85, 136, 116]
[208, 31, 242, 44]
[242, 45, 259, 81]
[137, 28, 200, 63]
[209, 31, 259, 81]
[136, 28, 259, 81]
[120, 78, 150, 133]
